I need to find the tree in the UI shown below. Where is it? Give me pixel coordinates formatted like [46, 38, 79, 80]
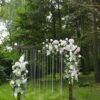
[4, 0, 100, 81]
[92, 0, 100, 82]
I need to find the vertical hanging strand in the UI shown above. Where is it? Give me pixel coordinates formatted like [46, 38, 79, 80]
[38, 50, 41, 100]
[30, 48, 33, 87]
[42, 51, 44, 87]
[46, 55, 49, 89]
[59, 54, 63, 95]
[55, 55, 57, 81]
[41, 50, 44, 88]
[35, 49, 38, 88]
[43, 52, 46, 88]
[25, 49, 28, 87]
[51, 54, 54, 93]
[33, 49, 35, 89]
[60, 54, 63, 95]
[41, 50, 43, 88]
[42, 52, 45, 88]
[37, 50, 39, 89]
[20, 47, 22, 55]
[33, 49, 36, 92]
[50, 55, 52, 90]
[26, 49, 28, 61]
[43, 51, 45, 89]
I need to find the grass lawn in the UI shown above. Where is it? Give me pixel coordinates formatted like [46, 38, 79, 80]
[0, 73, 100, 100]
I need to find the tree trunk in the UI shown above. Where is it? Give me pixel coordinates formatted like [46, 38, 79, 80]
[92, 9, 100, 82]
[69, 82, 73, 100]
[17, 93, 21, 100]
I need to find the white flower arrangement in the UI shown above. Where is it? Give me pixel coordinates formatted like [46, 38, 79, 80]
[10, 54, 28, 98]
[43, 38, 81, 84]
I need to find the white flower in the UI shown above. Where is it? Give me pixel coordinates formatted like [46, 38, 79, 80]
[10, 80, 15, 86]
[20, 62, 28, 71]
[47, 50, 51, 56]
[46, 39, 48, 42]
[77, 47, 81, 52]
[22, 79, 27, 84]
[12, 65, 16, 70]
[14, 62, 20, 68]
[50, 39, 53, 42]
[54, 45, 58, 50]
[16, 70, 21, 76]
[21, 90, 24, 94]
[65, 38, 68, 41]
[14, 92, 17, 97]
[26, 70, 28, 73]
[65, 45, 70, 51]
[16, 79, 21, 87]
[65, 69, 68, 73]
[64, 74, 69, 79]
[45, 44, 48, 48]
[61, 17, 65, 21]
[14, 43, 17, 46]
[52, 40, 59, 45]
[49, 44, 53, 51]
[43, 47, 45, 50]
[65, 54, 69, 58]
[75, 74, 78, 81]
[46, 12, 52, 21]
[69, 39, 74, 44]
[74, 45, 78, 48]
[78, 55, 81, 58]
[38, 50, 41, 53]
[75, 62, 78, 65]
[74, 47, 81, 54]
[42, 42, 45, 44]
[19, 54, 25, 63]
[62, 25, 66, 29]
[71, 69, 77, 77]
[66, 44, 77, 52]
[69, 65, 74, 69]
[61, 40, 67, 46]
[60, 39, 62, 42]
[59, 48, 64, 54]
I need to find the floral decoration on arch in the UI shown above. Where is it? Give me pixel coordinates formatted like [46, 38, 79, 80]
[42, 38, 81, 84]
[10, 54, 28, 97]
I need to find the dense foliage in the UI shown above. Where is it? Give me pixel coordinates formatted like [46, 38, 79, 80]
[0, 65, 7, 84]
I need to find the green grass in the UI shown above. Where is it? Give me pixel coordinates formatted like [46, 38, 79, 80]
[0, 73, 100, 100]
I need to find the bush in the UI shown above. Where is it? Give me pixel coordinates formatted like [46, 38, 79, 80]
[0, 65, 8, 85]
